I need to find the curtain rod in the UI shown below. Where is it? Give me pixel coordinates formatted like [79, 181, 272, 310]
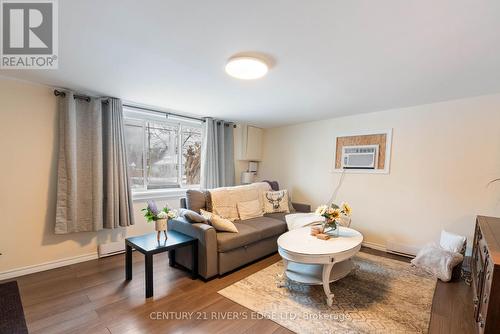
[54, 89, 109, 104]
[123, 103, 236, 128]
[54, 89, 236, 128]
[123, 103, 204, 123]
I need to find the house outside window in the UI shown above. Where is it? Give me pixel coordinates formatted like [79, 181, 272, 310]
[123, 107, 202, 197]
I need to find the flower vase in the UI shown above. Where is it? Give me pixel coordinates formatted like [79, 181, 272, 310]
[323, 220, 339, 238]
[155, 219, 168, 242]
[338, 215, 351, 227]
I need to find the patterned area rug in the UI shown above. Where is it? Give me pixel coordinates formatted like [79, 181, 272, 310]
[0, 281, 28, 334]
[218, 252, 436, 334]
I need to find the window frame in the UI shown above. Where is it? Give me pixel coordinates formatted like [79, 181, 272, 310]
[123, 106, 202, 200]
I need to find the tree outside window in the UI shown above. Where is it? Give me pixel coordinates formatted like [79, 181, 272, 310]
[124, 108, 202, 191]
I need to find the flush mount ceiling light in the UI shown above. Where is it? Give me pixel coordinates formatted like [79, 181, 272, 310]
[225, 56, 269, 80]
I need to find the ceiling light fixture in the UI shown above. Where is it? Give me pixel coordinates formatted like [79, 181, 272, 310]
[225, 56, 269, 80]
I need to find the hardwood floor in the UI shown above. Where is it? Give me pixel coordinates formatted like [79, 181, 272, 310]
[362, 248, 476, 334]
[3, 247, 475, 334]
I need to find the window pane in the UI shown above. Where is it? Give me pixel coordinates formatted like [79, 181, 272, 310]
[124, 123, 145, 189]
[181, 125, 202, 185]
[146, 122, 179, 189]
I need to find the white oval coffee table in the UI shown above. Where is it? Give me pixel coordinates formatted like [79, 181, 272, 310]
[277, 226, 363, 306]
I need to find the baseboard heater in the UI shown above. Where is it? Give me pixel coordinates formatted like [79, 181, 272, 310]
[99, 240, 420, 258]
[98, 241, 126, 258]
[385, 240, 419, 258]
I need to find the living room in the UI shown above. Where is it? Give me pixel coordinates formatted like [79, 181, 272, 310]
[1, 1, 499, 333]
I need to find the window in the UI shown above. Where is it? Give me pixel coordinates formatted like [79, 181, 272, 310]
[123, 107, 202, 193]
[181, 125, 202, 185]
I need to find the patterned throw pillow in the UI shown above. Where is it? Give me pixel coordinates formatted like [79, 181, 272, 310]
[263, 190, 290, 214]
[200, 209, 238, 233]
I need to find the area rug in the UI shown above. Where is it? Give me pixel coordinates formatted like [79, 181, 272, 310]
[218, 252, 435, 334]
[0, 281, 28, 334]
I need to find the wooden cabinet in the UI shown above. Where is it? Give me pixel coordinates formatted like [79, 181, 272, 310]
[472, 216, 500, 334]
[235, 125, 263, 161]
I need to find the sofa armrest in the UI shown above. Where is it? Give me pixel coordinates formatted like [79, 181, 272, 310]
[292, 202, 311, 213]
[168, 217, 218, 279]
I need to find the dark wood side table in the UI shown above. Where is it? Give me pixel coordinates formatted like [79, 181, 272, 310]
[125, 230, 198, 298]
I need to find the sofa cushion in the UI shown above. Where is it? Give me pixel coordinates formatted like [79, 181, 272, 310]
[186, 190, 208, 213]
[263, 212, 287, 222]
[238, 217, 287, 239]
[216, 223, 261, 252]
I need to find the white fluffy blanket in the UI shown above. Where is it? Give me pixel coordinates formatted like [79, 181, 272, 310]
[210, 182, 271, 221]
[285, 213, 324, 230]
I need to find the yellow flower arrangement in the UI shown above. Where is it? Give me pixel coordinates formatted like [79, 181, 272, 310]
[315, 205, 328, 216]
[327, 207, 341, 219]
[314, 202, 352, 235]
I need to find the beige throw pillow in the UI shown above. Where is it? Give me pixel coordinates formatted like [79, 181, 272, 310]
[200, 209, 238, 233]
[237, 199, 264, 220]
[263, 190, 290, 214]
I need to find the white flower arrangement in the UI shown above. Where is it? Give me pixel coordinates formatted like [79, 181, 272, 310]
[142, 200, 177, 222]
[157, 211, 168, 219]
[157, 210, 177, 220]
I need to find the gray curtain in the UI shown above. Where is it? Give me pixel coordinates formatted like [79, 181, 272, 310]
[55, 92, 134, 234]
[201, 118, 235, 189]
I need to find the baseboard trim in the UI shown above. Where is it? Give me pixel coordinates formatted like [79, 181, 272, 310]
[0, 252, 98, 281]
[0, 241, 401, 281]
[361, 241, 387, 252]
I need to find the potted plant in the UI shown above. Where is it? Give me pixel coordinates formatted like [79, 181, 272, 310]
[314, 202, 352, 238]
[142, 200, 177, 241]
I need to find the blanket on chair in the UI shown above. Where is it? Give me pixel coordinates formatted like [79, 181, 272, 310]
[285, 213, 324, 230]
[210, 182, 271, 221]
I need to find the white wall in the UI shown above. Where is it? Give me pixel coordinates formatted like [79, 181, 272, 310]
[0, 77, 184, 276]
[2, 75, 500, 276]
[260, 94, 500, 250]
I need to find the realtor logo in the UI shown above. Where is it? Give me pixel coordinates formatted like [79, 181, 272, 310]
[1, 0, 58, 69]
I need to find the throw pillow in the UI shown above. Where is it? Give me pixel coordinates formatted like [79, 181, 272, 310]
[179, 208, 208, 223]
[186, 189, 209, 213]
[263, 190, 290, 214]
[410, 244, 464, 282]
[237, 199, 264, 220]
[440, 230, 466, 253]
[200, 209, 238, 233]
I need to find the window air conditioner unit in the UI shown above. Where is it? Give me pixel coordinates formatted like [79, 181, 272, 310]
[341, 145, 379, 169]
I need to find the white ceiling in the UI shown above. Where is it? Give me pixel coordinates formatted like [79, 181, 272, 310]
[2, 0, 500, 127]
